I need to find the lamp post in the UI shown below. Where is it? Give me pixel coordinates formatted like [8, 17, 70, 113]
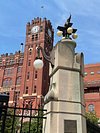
[34, 16, 87, 133]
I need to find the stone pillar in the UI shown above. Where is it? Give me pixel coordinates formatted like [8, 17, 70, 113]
[43, 39, 87, 133]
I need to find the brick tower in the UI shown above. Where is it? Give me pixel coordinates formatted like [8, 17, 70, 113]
[0, 18, 53, 109]
[19, 17, 54, 108]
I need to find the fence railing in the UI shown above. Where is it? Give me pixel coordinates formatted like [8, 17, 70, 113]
[0, 99, 46, 133]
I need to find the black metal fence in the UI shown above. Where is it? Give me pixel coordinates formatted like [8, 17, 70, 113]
[1, 94, 100, 133]
[0, 94, 46, 133]
[87, 120, 100, 133]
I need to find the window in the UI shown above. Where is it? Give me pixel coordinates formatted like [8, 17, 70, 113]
[27, 72, 30, 80]
[3, 78, 12, 87]
[4, 68, 13, 75]
[97, 71, 100, 74]
[35, 34, 38, 40]
[33, 85, 36, 93]
[8, 69, 12, 75]
[19, 58, 23, 63]
[16, 77, 21, 85]
[15, 91, 20, 101]
[32, 35, 34, 41]
[34, 71, 37, 79]
[0, 60, 2, 65]
[2, 59, 5, 65]
[40, 26, 43, 32]
[15, 58, 18, 63]
[17, 67, 21, 73]
[84, 87, 99, 93]
[15, 91, 20, 104]
[84, 72, 87, 76]
[29, 49, 32, 55]
[10, 59, 14, 65]
[90, 72, 94, 75]
[88, 104, 95, 112]
[6, 60, 10, 65]
[28, 60, 31, 66]
[25, 86, 28, 94]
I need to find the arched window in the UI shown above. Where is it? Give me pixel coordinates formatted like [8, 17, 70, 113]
[88, 104, 95, 112]
[35, 34, 38, 40]
[16, 77, 21, 85]
[33, 85, 37, 93]
[27, 72, 30, 80]
[32, 35, 34, 41]
[24, 86, 28, 94]
[34, 71, 38, 79]
[28, 60, 31, 66]
[4, 68, 13, 75]
[3, 78, 12, 87]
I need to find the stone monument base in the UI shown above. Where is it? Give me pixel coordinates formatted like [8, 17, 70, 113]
[43, 101, 87, 133]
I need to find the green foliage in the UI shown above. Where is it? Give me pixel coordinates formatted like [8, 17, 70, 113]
[22, 118, 42, 133]
[86, 112, 99, 125]
[0, 108, 44, 133]
[22, 110, 43, 133]
[0, 109, 19, 133]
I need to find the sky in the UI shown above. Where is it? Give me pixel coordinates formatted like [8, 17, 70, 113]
[0, 0, 100, 64]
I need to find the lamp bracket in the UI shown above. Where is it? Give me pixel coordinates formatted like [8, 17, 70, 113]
[36, 45, 54, 68]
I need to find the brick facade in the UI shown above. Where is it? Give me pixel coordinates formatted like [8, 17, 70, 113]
[84, 63, 100, 118]
[0, 17, 54, 109]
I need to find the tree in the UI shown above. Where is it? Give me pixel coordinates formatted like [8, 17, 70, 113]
[22, 118, 42, 133]
[86, 112, 99, 125]
[86, 112, 100, 133]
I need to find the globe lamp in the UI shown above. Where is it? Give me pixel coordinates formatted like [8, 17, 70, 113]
[67, 27, 73, 34]
[33, 59, 43, 69]
[72, 33, 78, 39]
[57, 31, 63, 36]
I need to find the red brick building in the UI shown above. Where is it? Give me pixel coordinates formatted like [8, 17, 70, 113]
[84, 63, 100, 118]
[0, 17, 54, 108]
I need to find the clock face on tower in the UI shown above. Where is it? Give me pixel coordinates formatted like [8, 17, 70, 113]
[31, 26, 40, 34]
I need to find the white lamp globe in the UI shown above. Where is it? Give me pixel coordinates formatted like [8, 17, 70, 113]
[62, 37, 66, 40]
[33, 59, 43, 69]
[72, 33, 78, 39]
[67, 27, 73, 34]
[57, 31, 63, 36]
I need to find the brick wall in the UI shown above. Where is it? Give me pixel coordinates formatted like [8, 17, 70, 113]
[84, 63, 100, 118]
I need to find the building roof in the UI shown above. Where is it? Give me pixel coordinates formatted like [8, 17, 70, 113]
[85, 63, 100, 68]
